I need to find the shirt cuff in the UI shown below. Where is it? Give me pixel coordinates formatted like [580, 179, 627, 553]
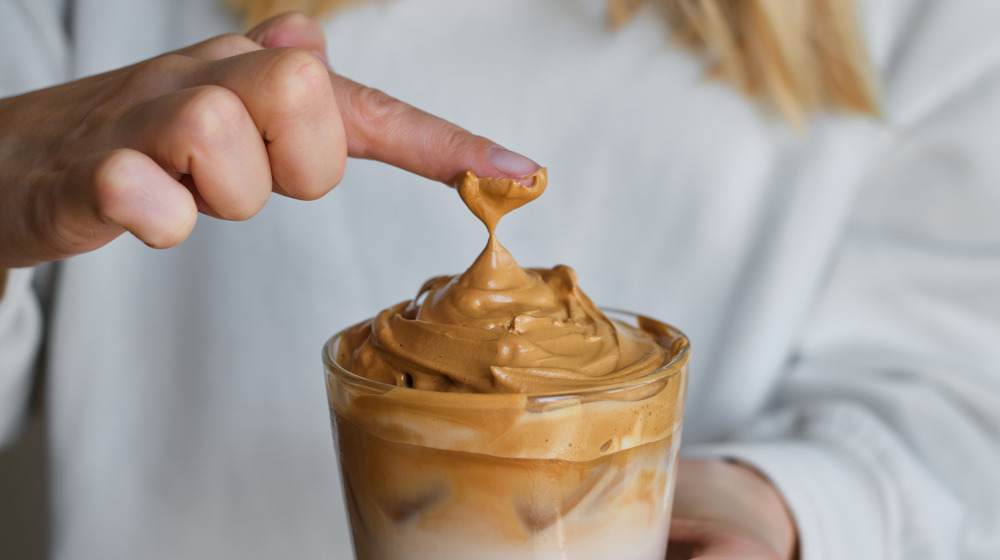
[0, 267, 41, 447]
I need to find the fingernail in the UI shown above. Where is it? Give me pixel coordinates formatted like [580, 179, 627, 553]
[487, 146, 541, 179]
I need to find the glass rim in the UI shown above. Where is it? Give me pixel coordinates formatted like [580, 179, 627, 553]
[323, 308, 690, 402]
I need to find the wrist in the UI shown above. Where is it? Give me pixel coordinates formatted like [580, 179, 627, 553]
[723, 459, 799, 560]
[673, 458, 799, 559]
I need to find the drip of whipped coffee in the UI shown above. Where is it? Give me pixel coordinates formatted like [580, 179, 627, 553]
[337, 169, 671, 394]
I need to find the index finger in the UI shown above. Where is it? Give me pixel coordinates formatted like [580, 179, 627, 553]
[331, 74, 541, 185]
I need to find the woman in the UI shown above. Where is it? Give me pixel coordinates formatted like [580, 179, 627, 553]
[1, 0, 998, 558]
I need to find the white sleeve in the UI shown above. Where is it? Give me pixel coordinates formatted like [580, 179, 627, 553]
[1, 0, 69, 446]
[687, 33, 1000, 560]
[0, 268, 44, 448]
[0, 0, 70, 97]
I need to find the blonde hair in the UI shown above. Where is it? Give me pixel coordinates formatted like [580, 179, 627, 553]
[229, 0, 879, 124]
[226, 0, 361, 27]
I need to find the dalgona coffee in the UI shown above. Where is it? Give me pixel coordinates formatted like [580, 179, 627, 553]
[324, 169, 689, 559]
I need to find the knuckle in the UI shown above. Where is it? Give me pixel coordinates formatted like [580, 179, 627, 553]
[175, 86, 246, 148]
[260, 48, 331, 110]
[438, 126, 472, 158]
[92, 150, 139, 211]
[185, 33, 260, 58]
[213, 32, 259, 52]
[137, 53, 191, 83]
[124, 53, 190, 97]
[348, 85, 403, 133]
[90, 151, 145, 233]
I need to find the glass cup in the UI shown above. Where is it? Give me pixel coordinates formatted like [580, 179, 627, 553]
[323, 310, 689, 560]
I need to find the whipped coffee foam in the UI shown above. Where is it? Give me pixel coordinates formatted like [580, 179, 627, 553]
[336, 169, 678, 394]
[325, 169, 689, 560]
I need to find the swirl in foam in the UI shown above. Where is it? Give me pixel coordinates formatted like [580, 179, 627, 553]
[326, 170, 689, 559]
[337, 169, 673, 394]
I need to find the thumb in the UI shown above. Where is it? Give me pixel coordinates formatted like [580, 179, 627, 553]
[246, 11, 329, 66]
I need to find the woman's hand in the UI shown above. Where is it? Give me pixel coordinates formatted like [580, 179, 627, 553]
[667, 458, 798, 560]
[0, 12, 539, 268]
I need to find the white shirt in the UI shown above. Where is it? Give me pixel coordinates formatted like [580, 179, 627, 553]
[2, 0, 999, 558]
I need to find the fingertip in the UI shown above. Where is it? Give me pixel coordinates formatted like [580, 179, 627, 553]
[455, 144, 542, 187]
[485, 145, 542, 180]
[246, 11, 327, 54]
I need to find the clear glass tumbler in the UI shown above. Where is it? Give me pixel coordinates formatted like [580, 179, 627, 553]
[323, 310, 689, 560]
